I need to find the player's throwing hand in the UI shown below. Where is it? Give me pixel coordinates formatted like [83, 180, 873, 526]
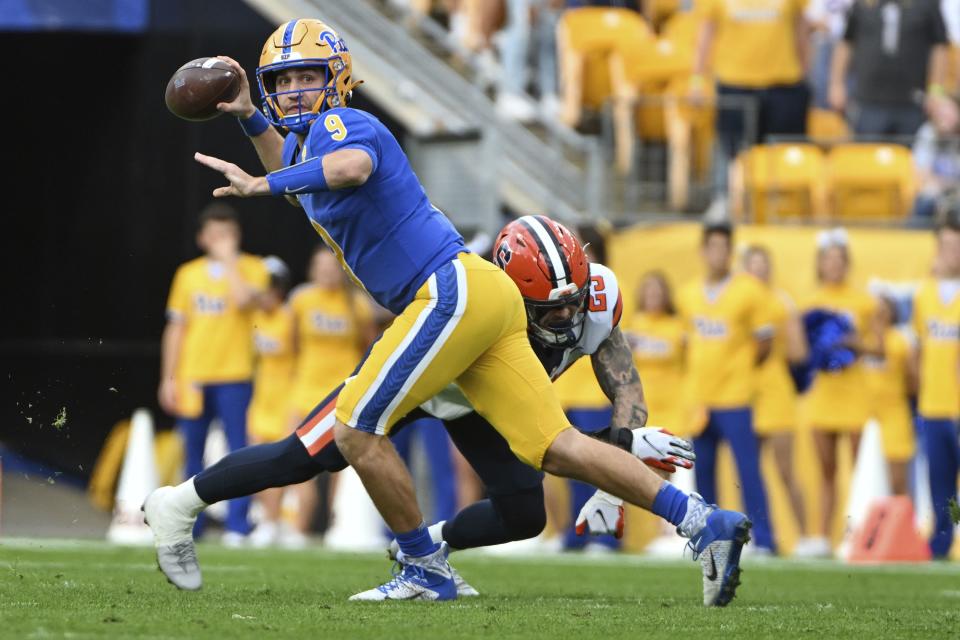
[214, 55, 257, 119]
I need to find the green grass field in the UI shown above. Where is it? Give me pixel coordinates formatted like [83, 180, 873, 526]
[2, 539, 959, 639]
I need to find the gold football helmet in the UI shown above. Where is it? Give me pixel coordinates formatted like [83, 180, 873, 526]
[256, 19, 361, 133]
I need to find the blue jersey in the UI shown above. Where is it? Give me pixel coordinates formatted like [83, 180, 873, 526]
[279, 108, 465, 314]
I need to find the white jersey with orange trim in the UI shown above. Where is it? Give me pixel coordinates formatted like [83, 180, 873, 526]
[420, 263, 623, 420]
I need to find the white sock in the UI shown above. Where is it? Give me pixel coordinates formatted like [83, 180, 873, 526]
[428, 521, 446, 545]
[678, 494, 712, 538]
[169, 478, 207, 518]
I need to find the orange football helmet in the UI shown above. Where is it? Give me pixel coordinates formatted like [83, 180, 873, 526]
[256, 19, 362, 133]
[492, 215, 590, 346]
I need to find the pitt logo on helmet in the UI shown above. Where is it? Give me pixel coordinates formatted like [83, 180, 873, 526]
[256, 19, 362, 134]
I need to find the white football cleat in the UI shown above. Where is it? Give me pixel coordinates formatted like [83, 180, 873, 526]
[686, 502, 752, 607]
[142, 486, 202, 591]
[385, 523, 478, 597]
[351, 542, 458, 601]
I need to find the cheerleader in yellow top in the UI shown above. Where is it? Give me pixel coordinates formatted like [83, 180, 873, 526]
[286, 245, 377, 543]
[741, 246, 810, 552]
[864, 296, 917, 497]
[246, 257, 296, 547]
[248, 257, 296, 445]
[624, 271, 687, 437]
[288, 245, 377, 422]
[804, 229, 881, 551]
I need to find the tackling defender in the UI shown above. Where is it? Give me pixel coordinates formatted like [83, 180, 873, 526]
[148, 18, 752, 606]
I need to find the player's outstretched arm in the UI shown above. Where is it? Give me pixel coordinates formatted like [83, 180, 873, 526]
[215, 56, 286, 173]
[591, 327, 648, 429]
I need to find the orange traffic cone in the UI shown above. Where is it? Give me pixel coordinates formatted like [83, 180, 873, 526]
[848, 496, 932, 563]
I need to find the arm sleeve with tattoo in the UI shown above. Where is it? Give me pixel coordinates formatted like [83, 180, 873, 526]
[591, 326, 648, 430]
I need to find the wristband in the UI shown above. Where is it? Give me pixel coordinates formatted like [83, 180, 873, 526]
[238, 109, 271, 137]
[266, 156, 328, 196]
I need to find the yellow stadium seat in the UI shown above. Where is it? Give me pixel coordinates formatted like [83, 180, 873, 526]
[738, 144, 827, 223]
[557, 7, 652, 126]
[827, 144, 916, 220]
[807, 108, 852, 143]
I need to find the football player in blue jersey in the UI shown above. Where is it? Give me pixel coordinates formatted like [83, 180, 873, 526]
[146, 18, 752, 606]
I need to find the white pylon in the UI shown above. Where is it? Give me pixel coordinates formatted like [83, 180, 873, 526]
[106, 408, 159, 545]
[323, 467, 387, 551]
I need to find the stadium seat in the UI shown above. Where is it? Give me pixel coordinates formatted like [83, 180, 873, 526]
[807, 108, 851, 143]
[826, 143, 916, 220]
[607, 10, 710, 209]
[557, 7, 652, 127]
[736, 143, 827, 223]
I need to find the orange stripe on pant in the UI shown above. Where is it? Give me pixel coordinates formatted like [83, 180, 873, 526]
[296, 397, 337, 456]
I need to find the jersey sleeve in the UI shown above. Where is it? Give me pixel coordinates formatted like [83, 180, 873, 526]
[165, 265, 189, 323]
[585, 264, 623, 348]
[305, 108, 382, 174]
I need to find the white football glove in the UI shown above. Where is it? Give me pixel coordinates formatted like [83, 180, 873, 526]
[631, 427, 695, 473]
[575, 489, 624, 538]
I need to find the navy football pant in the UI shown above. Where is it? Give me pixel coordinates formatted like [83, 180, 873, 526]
[193, 384, 546, 549]
[693, 407, 775, 551]
[920, 417, 960, 557]
[178, 381, 252, 536]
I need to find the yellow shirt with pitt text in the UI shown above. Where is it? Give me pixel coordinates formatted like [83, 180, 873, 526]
[677, 273, 774, 409]
[912, 279, 960, 419]
[697, 0, 806, 87]
[166, 254, 269, 384]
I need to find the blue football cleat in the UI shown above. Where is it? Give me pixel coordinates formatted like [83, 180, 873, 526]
[688, 507, 752, 607]
[350, 542, 457, 601]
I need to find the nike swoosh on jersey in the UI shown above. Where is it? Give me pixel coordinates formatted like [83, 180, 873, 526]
[284, 185, 309, 194]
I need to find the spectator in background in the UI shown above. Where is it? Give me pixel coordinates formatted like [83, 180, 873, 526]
[911, 202, 960, 558]
[158, 203, 268, 544]
[624, 271, 687, 438]
[741, 246, 812, 557]
[805, 0, 854, 109]
[246, 257, 296, 548]
[829, 0, 950, 138]
[677, 222, 777, 553]
[497, 0, 564, 122]
[913, 94, 960, 223]
[803, 229, 880, 558]
[692, 0, 810, 218]
[624, 271, 689, 552]
[287, 245, 377, 545]
[864, 296, 917, 497]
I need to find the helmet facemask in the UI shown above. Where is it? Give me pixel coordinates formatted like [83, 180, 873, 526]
[256, 58, 347, 134]
[525, 281, 590, 348]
